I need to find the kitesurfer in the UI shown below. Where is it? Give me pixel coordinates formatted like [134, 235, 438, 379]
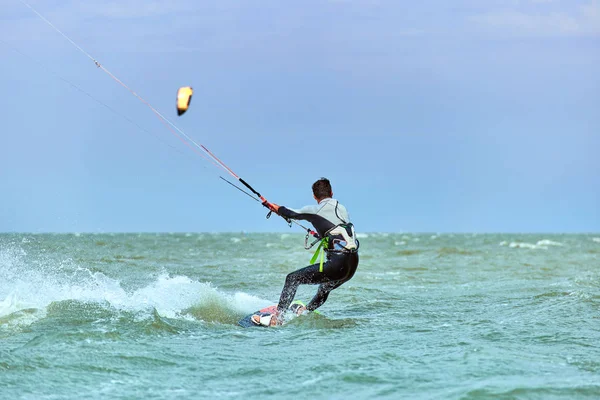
[251, 178, 359, 326]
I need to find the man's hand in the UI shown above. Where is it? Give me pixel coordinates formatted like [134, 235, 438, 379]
[262, 201, 280, 214]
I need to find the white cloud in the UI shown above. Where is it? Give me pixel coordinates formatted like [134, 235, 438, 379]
[470, 0, 600, 37]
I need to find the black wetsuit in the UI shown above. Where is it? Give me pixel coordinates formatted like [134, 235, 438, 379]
[276, 198, 359, 312]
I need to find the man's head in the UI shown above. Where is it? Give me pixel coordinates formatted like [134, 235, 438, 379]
[312, 178, 333, 202]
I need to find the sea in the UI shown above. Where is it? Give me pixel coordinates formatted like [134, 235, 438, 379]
[1, 232, 599, 399]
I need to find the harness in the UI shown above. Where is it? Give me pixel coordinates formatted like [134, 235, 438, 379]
[306, 222, 360, 272]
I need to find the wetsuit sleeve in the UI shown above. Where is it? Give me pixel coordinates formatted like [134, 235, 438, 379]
[278, 206, 335, 236]
[278, 206, 308, 221]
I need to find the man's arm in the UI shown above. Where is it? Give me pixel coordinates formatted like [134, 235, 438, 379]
[277, 204, 320, 221]
[277, 205, 334, 235]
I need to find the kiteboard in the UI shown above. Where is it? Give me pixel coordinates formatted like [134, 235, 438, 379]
[238, 300, 313, 328]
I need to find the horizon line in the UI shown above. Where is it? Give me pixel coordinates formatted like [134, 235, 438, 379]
[2, 231, 599, 235]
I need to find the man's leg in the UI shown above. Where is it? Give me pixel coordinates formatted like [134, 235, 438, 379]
[306, 280, 345, 311]
[277, 263, 329, 313]
[305, 252, 359, 311]
[252, 263, 328, 326]
[306, 253, 358, 311]
[253, 253, 359, 325]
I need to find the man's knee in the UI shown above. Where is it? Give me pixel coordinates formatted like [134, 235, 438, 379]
[285, 271, 295, 282]
[285, 271, 301, 287]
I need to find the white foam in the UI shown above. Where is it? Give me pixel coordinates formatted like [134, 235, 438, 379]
[231, 292, 271, 314]
[0, 292, 25, 318]
[0, 243, 268, 327]
[503, 239, 564, 250]
[356, 233, 369, 239]
[536, 239, 563, 247]
[125, 274, 249, 319]
[592, 238, 600, 243]
[1, 269, 266, 323]
[0, 292, 44, 331]
[394, 241, 406, 246]
[508, 242, 547, 250]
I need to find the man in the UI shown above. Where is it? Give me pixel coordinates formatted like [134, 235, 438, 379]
[251, 178, 359, 326]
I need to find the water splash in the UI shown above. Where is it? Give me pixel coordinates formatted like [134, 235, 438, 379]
[0, 242, 269, 330]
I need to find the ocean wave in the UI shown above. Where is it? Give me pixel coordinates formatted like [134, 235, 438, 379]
[286, 314, 357, 329]
[499, 241, 556, 250]
[0, 294, 43, 333]
[510, 242, 546, 250]
[397, 249, 422, 256]
[536, 239, 563, 247]
[499, 239, 564, 250]
[593, 238, 600, 243]
[0, 243, 270, 332]
[437, 247, 473, 256]
[0, 273, 270, 333]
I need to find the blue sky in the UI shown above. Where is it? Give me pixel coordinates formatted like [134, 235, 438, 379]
[1, 0, 599, 233]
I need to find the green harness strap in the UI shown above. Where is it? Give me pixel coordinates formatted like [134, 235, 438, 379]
[310, 237, 329, 272]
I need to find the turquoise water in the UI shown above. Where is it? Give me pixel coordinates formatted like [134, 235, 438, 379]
[1, 233, 599, 399]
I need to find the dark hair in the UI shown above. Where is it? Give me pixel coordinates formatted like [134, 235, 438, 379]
[312, 178, 333, 200]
